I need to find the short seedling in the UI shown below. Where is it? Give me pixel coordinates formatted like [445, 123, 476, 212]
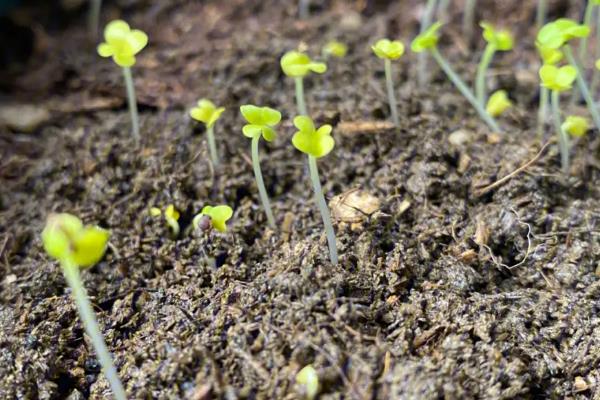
[97, 20, 148, 144]
[411, 22, 501, 132]
[193, 205, 233, 233]
[150, 204, 180, 238]
[539, 64, 577, 173]
[476, 22, 514, 105]
[486, 90, 512, 117]
[296, 365, 319, 400]
[536, 43, 564, 140]
[537, 20, 600, 131]
[190, 99, 225, 166]
[291, 115, 338, 265]
[322, 40, 348, 59]
[280, 51, 327, 115]
[41, 213, 126, 400]
[372, 39, 405, 126]
[562, 115, 589, 138]
[240, 105, 281, 229]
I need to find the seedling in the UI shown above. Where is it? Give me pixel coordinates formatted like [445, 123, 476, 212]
[537, 20, 600, 132]
[193, 205, 233, 233]
[291, 115, 338, 265]
[296, 365, 319, 400]
[562, 115, 589, 138]
[485, 90, 512, 117]
[280, 51, 327, 115]
[190, 99, 225, 166]
[476, 22, 514, 105]
[536, 43, 563, 140]
[372, 39, 405, 126]
[322, 40, 348, 59]
[411, 22, 501, 132]
[418, 0, 438, 85]
[240, 105, 281, 229]
[539, 64, 577, 173]
[150, 204, 180, 237]
[41, 213, 126, 400]
[97, 20, 148, 144]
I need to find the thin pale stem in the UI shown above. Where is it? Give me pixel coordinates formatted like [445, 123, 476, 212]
[251, 136, 276, 229]
[61, 258, 126, 400]
[308, 155, 338, 265]
[295, 77, 307, 115]
[430, 47, 501, 132]
[462, 0, 477, 41]
[475, 44, 496, 106]
[564, 44, 600, 131]
[298, 0, 309, 19]
[536, 0, 547, 30]
[438, 0, 450, 22]
[384, 59, 399, 126]
[591, 8, 600, 95]
[550, 90, 570, 173]
[122, 67, 140, 145]
[572, 1, 596, 103]
[88, 0, 102, 40]
[206, 125, 219, 166]
[418, 0, 438, 85]
[537, 86, 549, 142]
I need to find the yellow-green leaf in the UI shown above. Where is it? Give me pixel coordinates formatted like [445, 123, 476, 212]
[280, 51, 327, 78]
[296, 365, 319, 400]
[485, 90, 513, 117]
[72, 227, 110, 267]
[201, 205, 233, 232]
[240, 105, 281, 141]
[480, 22, 514, 51]
[372, 39, 405, 60]
[97, 19, 148, 67]
[291, 116, 335, 158]
[190, 99, 225, 128]
[411, 21, 443, 53]
[322, 40, 348, 58]
[562, 115, 589, 137]
[539, 64, 577, 92]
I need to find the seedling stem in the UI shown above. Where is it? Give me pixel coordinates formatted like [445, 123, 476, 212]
[384, 59, 399, 126]
[550, 90, 570, 173]
[123, 67, 140, 144]
[592, 11, 600, 94]
[206, 125, 219, 165]
[462, 0, 477, 40]
[308, 155, 338, 265]
[89, 0, 102, 40]
[252, 135, 276, 229]
[418, 0, 438, 85]
[536, 0, 547, 30]
[564, 45, 600, 131]
[537, 86, 549, 141]
[295, 77, 307, 115]
[476, 44, 496, 105]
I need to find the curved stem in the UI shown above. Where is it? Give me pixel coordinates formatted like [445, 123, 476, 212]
[564, 44, 600, 131]
[536, 0, 547, 30]
[206, 125, 219, 166]
[550, 90, 570, 174]
[295, 77, 307, 115]
[537, 86, 549, 142]
[308, 155, 338, 265]
[384, 59, 399, 126]
[418, 0, 438, 86]
[251, 136, 276, 229]
[475, 44, 496, 106]
[61, 258, 126, 400]
[122, 67, 140, 145]
[430, 47, 501, 132]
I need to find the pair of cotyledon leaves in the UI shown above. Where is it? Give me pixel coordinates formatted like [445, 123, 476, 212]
[97, 20, 148, 67]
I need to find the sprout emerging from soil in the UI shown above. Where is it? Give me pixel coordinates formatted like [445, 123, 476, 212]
[97, 20, 148, 145]
[150, 204, 180, 238]
[476, 22, 514, 105]
[485, 90, 512, 117]
[372, 39, 405, 126]
[539, 64, 577, 173]
[322, 40, 348, 58]
[562, 115, 589, 138]
[291, 115, 338, 265]
[41, 213, 126, 400]
[411, 22, 501, 132]
[296, 365, 319, 399]
[240, 105, 281, 229]
[193, 205, 233, 233]
[536, 43, 564, 140]
[190, 99, 225, 166]
[280, 51, 327, 115]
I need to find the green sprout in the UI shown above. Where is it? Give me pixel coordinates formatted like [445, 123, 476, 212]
[486, 90, 512, 117]
[150, 204, 180, 237]
[536, 20, 600, 132]
[41, 213, 126, 400]
[190, 99, 225, 166]
[476, 22, 514, 105]
[97, 20, 148, 145]
[296, 364, 319, 400]
[280, 51, 327, 115]
[372, 39, 405, 126]
[539, 64, 577, 173]
[562, 115, 589, 138]
[417, 0, 438, 85]
[536, 43, 563, 140]
[193, 205, 233, 233]
[240, 105, 281, 229]
[411, 22, 501, 132]
[322, 40, 348, 59]
[291, 115, 338, 265]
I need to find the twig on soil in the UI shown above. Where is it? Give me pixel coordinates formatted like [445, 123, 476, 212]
[473, 142, 551, 196]
[481, 208, 533, 270]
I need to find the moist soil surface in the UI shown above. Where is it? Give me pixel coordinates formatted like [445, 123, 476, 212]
[1, 0, 599, 399]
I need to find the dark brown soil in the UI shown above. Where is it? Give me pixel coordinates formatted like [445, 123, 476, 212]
[1, 0, 599, 399]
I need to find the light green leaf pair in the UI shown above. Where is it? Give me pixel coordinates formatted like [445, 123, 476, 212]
[42, 213, 110, 268]
[97, 19, 148, 67]
[480, 22, 514, 51]
[537, 19, 589, 50]
[291, 116, 334, 158]
[411, 22, 443, 53]
[190, 99, 225, 128]
[371, 39, 405, 60]
[322, 41, 348, 58]
[536, 42, 563, 65]
[280, 51, 327, 78]
[562, 115, 589, 137]
[539, 64, 577, 91]
[198, 205, 233, 232]
[240, 105, 282, 142]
